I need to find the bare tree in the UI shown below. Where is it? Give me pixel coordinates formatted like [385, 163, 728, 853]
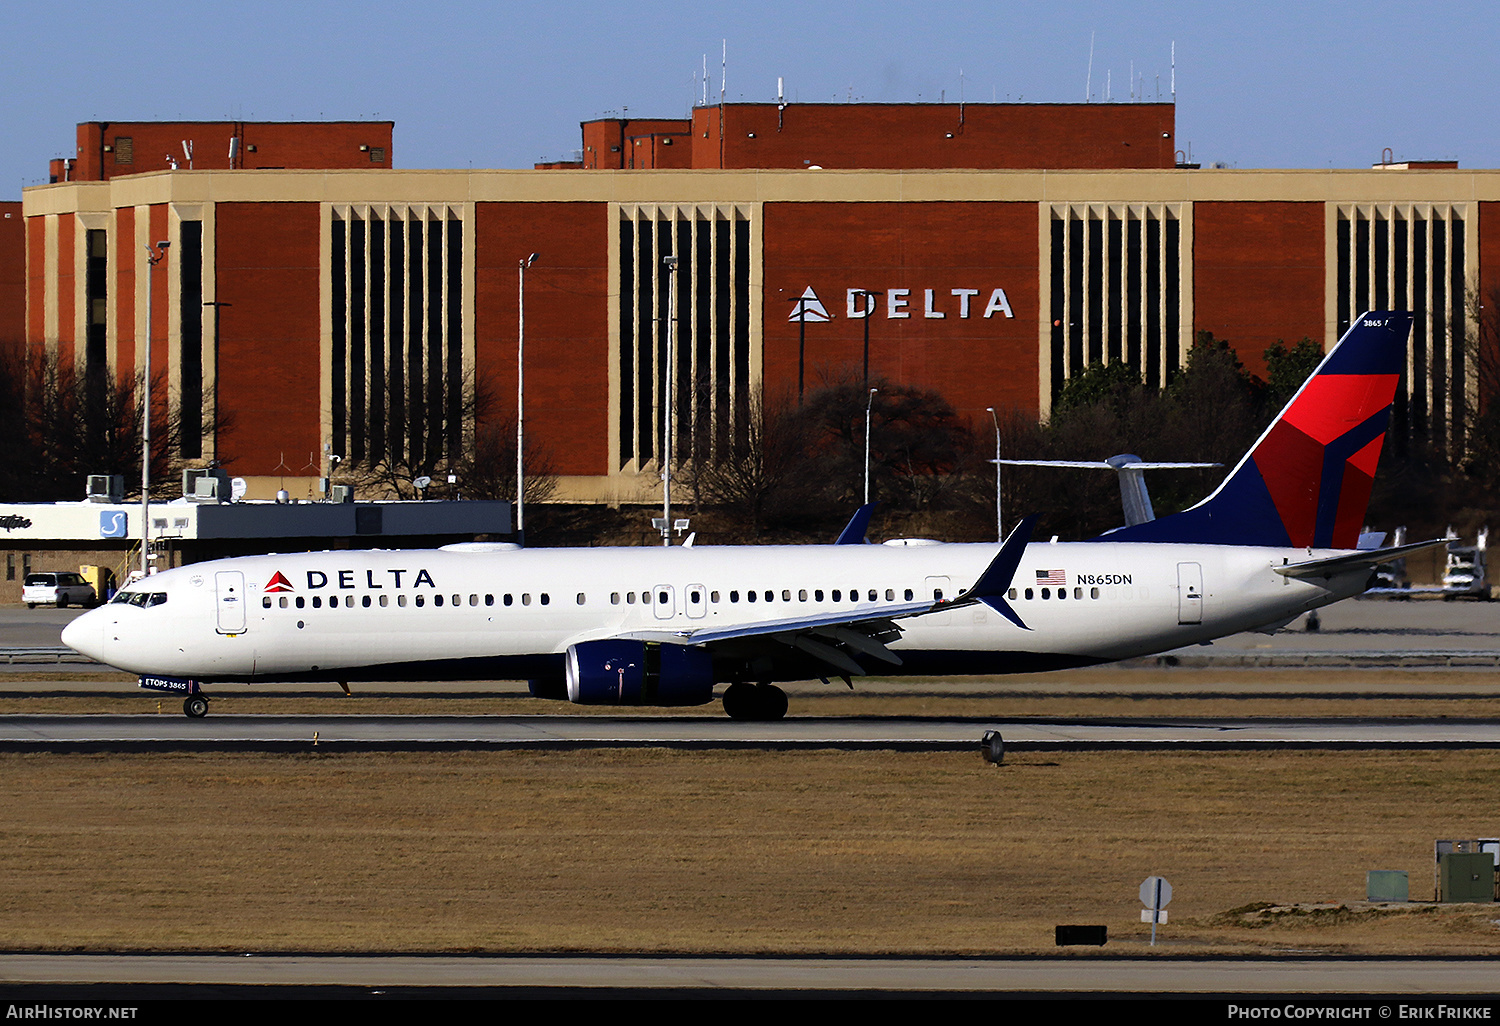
[339, 371, 497, 500]
[460, 414, 559, 506]
[0, 347, 227, 502]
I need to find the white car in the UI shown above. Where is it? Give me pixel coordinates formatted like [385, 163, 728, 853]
[22, 572, 96, 609]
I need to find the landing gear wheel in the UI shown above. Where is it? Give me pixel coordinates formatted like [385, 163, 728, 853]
[722, 682, 788, 721]
[722, 681, 757, 720]
[183, 695, 209, 719]
[759, 684, 788, 721]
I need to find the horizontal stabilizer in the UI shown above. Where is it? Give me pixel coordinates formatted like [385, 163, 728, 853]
[1273, 538, 1449, 581]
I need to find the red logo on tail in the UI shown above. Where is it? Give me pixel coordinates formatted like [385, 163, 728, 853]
[265, 571, 294, 593]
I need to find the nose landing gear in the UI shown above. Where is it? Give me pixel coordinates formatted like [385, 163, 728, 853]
[183, 694, 209, 718]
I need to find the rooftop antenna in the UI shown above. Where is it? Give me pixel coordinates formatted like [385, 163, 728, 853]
[702, 54, 708, 107]
[1171, 40, 1176, 102]
[959, 68, 965, 127]
[778, 76, 785, 130]
[1085, 30, 1095, 102]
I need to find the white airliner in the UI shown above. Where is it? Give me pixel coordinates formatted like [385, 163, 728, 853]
[63, 312, 1438, 720]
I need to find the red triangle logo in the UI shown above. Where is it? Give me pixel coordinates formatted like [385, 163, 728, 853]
[265, 571, 294, 593]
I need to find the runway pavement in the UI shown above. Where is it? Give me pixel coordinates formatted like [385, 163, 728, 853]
[2, 712, 1499, 749]
[1, 953, 1498, 995]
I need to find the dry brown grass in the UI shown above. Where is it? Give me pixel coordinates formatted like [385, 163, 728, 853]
[1, 748, 1496, 955]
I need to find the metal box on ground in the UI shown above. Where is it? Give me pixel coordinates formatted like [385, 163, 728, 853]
[1439, 853, 1495, 902]
[1366, 870, 1409, 902]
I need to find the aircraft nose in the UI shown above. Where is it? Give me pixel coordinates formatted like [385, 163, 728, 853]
[60, 610, 105, 663]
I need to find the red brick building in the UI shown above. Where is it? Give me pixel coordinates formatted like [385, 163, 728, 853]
[18, 108, 1497, 504]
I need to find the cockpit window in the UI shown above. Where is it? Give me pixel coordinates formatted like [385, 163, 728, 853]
[111, 590, 166, 607]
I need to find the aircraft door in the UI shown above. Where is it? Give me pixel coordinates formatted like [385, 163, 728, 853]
[685, 584, 707, 619]
[215, 571, 247, 634]
[1177, 563, 1203, 625]
[652, 584, 675, 620]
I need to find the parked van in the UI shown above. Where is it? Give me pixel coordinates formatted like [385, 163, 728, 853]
[22, 572, 96, 609]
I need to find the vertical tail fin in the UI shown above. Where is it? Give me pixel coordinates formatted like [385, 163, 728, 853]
[1099, 312, 1412, 548]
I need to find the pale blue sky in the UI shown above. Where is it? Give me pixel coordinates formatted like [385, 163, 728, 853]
[5, 0, 1497, 196]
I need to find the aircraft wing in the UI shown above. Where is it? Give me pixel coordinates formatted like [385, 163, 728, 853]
[572, 516, 1039, 679]
[1273, 538, 1450, 581]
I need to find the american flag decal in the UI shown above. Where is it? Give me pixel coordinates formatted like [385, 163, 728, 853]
[1035, 569, 1066, 586]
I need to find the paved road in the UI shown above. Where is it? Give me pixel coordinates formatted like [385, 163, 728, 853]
[1, 953, 1498, 994]
[3, 713, 1498, 748]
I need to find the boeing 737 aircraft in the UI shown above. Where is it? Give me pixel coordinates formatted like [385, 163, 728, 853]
[63, 312, 1437, 720]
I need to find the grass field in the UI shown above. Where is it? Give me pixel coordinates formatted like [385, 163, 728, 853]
[1, 748, 1497, 955]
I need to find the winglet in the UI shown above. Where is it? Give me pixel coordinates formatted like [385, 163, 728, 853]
[834, 502, 879, 545]
[948, 514, 1038, 630]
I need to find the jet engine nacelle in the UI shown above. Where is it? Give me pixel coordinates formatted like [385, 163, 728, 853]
[564, 640, 715, 706]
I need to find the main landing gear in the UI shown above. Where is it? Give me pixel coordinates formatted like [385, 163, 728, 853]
[722, 682, 789, 721]
[183, 694, 209, 718]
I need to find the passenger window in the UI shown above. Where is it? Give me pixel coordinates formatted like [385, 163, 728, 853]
[380, 595, 389, 607]
[815, 590, 824, 601]
[470, 594, 479, 606]
[710, 591, 720, 602]
[765, 591, 773, 602]
[279, 597, 289, 608]
[1091, 587, 1100, 599]
[313, 596, 322, 608]
[504, 594, 513, 606]
[799, 589, 807, 601]
[904, 589, 913, 601]
[453, 594, 462, 606]
[626, 592, 635, 604]
[1024, 588, 1034, 600]
[262, 596, 272, 608]
[345, 595, 355, 608]
[611, 593, 620, 605]
[868, 589, 877, 602]
[295, 596, 305, 608]
[832, 590, 841, 602]
[363, 595, 372, 608]
[1041, 588, 1050, 600]
[933, 589, 943, 601]
[435, 595, 444, 607]
[1074, 587, 1082, 599]
[747, 591, 756, 603]
[885, 589, 894, 601]
[577, 593, 586, 605]
[397, 595, 406, 607]
[730, 591, 739, 603]
[415, 595, 425, 607]
[522, 594, 531, 606]
[541, 594, 550, 605]
[1057, 589, 1066, 600]
[781, 590, 790, 601]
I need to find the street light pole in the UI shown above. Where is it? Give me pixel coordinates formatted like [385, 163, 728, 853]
[517, 253, 538, 545]
[986, 406, 1002, 541]
[853, 289, 874, 391]
[864, 387, 878, 505]
[141, 240, 169, 578]
[661, 255, 678, 545]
